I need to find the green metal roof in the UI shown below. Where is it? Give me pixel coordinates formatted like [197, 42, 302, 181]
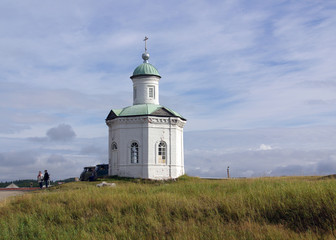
[106, 104, 186, 121]
[131, 63, 161, 78]
[119, 104, 160, 116]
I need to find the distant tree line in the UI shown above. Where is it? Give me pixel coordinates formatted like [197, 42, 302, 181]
[0, 178, 76, 188]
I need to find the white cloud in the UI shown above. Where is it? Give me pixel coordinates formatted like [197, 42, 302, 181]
[258, 144, 272, 151]
[184, 127, 336, 178]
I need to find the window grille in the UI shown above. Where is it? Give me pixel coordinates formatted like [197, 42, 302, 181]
[148, 86, 155, 98]
[131, 142, 139, 163]
[158, 141, 166, 164]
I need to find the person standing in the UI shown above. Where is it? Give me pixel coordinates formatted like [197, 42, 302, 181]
[37, 171, 43, 189]
[44, 170, 50, 188]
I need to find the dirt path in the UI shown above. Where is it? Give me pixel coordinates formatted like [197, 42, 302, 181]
[0, 191, 25, 201]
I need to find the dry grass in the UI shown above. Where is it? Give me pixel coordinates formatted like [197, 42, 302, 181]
[0, 175, 336, 239]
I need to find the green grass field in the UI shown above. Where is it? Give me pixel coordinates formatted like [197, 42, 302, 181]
[1, 175, 336, 240]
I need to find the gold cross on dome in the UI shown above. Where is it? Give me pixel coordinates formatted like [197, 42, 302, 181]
[144, 36, 148, 52]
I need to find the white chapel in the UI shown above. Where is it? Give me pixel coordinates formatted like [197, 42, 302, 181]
[105, 40, 187, 179]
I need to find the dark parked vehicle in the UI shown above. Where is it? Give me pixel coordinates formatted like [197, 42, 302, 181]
[95, 164, 109, 178]
[80, 164, 109, 181]
[79, 166, 96, 181]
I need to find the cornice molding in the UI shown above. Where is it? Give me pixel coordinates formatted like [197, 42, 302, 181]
[106, 116, 186, 128]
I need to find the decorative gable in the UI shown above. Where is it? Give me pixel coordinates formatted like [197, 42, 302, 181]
[151, 107, 176, 117]
[106, 110, 118, 120]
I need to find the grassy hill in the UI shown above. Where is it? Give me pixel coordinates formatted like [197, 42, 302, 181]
[0, 175, 336, 239]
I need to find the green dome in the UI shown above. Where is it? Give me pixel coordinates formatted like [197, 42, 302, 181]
[131, 63, 161, 78]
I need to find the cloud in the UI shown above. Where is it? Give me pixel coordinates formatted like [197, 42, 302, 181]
[0, 150, 39, 167]
[0, 121, 30, 134]
[47, 154, 68, 164]
[0, 0, 335, 135]
[80, 145, 105, 155]
[27, 124, 77, 142]
[258, 144, 272, 151]
[28, 137, 48, 142]
[185, 148, 336, 178]
[0, 135, 108, 181]
[184, 128, 336, 178]
[270, 165, 311, 177]
[46, 124, 76, 142]
[316, 157, 336, 175]
[270, 155, 336, 177]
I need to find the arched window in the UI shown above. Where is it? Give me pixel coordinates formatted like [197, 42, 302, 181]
[158, 141, 166, 164]
[131, 142, 139, 163]
[111, 142, 117, 151]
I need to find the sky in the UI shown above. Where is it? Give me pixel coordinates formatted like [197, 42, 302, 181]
[0, 0, 336, 181]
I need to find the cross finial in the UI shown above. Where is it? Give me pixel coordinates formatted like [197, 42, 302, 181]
[144, 36, 148, 52]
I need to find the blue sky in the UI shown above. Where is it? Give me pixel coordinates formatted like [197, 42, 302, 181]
[0, 0, 336, 181]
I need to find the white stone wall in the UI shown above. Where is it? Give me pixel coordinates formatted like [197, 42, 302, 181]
[108, 117, 147, 178]
[132, 76, 160, 105]
[107, 116, 186, 179]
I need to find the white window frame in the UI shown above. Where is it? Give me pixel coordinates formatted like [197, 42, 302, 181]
[158, 141, 167, 164]
[148, 86, 155, 99]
